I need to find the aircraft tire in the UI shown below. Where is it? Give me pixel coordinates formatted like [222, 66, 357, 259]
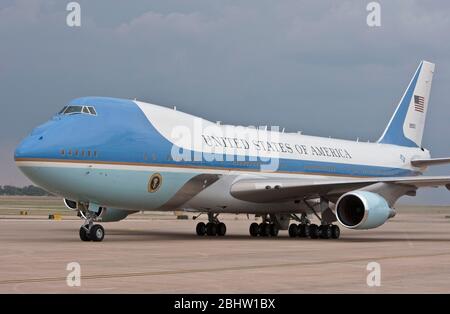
[89, 224, 105, 242]
[217, 222, 227, 236]
[320, 225, 332, 239]
[309, 224, 319, 239]
[297, 224, 306, 237]
[206, 223, 217, 236]
[196, 222, 206, 236]
[331, 225, 340, 239]
[269, 224, 279, 237]
[288, 224, 298, 237]
[259, 223, 269, 237]
[249, 223, 259, 236]
[79, 226, 91, 241]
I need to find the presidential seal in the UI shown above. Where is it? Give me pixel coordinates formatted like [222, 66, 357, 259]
[148, 173, 162, 193]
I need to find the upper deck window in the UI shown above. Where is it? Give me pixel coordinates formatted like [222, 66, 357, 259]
[59, 105, 97, 116]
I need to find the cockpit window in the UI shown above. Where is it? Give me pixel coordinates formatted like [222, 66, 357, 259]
[87, 106, 97, 115]
[63, 106, 83, 114]
[58, 106, 68, 114]
[59, 105, 97, 116]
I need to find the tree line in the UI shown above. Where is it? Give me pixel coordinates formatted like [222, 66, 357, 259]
[0, 185, 53, 196]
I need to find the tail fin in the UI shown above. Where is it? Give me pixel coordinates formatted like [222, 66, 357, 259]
[378, 61, 435, 147]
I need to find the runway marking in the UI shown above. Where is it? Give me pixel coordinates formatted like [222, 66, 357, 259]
[1, 251, 450, 286]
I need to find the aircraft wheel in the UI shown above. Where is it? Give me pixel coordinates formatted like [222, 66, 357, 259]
[320, 225, 332, 239]
[270, 224, 279, 237]
[309, 224, 319, 239]
[89, 224, 105, 242]
[79, 226, 91, 241]
[303, 224, 310, 238]
[217, 222, 227, 236]
[206, 222, 217, 236]
[196, 222, 206, 236]
[297, 224, 306, 238]
[249, 223, 259, 237]
[259, 223, 270, 237]
[331, 225, 341, 239]
[288, 224, 298, 237]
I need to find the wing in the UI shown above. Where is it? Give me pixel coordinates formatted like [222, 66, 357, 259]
[230, 175, 450, 203]
[411, 157, 450, 167]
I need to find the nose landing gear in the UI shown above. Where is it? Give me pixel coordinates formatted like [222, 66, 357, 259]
[79, 224, 105, 242]
[78, 208, 105, 242]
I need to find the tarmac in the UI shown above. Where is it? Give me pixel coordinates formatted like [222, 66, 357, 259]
[0, 209, 450, 293]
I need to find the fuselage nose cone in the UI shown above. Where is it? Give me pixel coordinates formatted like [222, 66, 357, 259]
[14, 134, 44, 160]
[15, 138, 32, 160]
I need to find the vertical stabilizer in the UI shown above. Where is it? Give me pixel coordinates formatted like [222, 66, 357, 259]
[378, 61, 435, 147]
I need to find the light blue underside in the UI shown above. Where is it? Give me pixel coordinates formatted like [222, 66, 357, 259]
[20, 165, 199, 210]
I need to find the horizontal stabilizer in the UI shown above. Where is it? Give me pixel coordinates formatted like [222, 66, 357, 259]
[411, 157, 450, 167]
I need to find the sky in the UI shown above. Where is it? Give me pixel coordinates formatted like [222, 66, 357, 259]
[1, 0, 449, 204]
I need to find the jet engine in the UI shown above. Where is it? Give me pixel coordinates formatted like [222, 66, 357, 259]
[335, 191, 396, 229]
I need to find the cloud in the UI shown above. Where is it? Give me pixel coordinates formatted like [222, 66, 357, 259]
[116, 11, 206, 36]
[1, 0, 450, 204]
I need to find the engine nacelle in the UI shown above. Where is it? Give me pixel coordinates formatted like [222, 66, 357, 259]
[336, 191, 395, 229]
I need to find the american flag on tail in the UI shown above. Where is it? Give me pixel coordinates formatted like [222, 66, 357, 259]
[414, 95, 425, 113]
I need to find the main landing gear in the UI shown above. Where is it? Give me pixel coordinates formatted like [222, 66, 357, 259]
[78, 210, 105, 242]
[288, 223, 340, 239]
[288, 212, 340, 240]
[249, 214, 280, 237]
[196, 213, 227, 236]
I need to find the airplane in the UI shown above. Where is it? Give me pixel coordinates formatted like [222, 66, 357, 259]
[14, 60, 450, 242]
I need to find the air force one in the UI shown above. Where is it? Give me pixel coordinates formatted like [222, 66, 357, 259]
[14, 61, 450, 241]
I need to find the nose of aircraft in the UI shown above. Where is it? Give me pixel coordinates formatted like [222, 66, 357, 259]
[14, 134, 44, 160]
[14, 117, 61, 160]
